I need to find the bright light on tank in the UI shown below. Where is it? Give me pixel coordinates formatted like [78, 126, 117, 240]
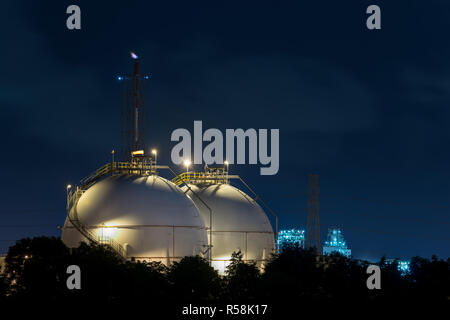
[224, 160, 229, 166]
[98, 226, 118, 241]
[183, 159, 191, 172]
[151, 149, 157, 155]
[131, 150, 144, 156]
[212, 257, 232, 275]
[130, 51, 138, 59]
[66, 184, 72, 190]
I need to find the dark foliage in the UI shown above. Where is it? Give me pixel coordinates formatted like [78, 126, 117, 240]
[223, 251, 261, 301]
[4, 236, 70, 299]
[407, 255, 450, 303]
[261, 244, 323, 302]
[168, 255, 222, 301]
[0, 236, 448, 312]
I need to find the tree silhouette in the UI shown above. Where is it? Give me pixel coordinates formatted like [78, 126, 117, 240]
[224, 251, 261, 301]
[262, 244, 323, 302]
[320, 252, 369, 303]
[4, 236, 70, 299]
[168, 255, 222, 302]
[408, 255, 450, 303]
[0, 267, 7, 301]
[119, 260, 169, 302]
[0, 236, 448, 310]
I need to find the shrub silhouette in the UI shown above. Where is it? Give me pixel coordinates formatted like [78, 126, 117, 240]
[1, 236, 448, 311]
[224, 250, 261, 301]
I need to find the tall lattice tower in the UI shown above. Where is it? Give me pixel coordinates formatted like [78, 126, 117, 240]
[306, 174, 321, 253]
[120, 51, 150, 160]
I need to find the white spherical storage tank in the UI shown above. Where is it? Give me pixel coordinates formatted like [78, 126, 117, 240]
[182, 183, 275, 272]
[62, 174, 208, 264]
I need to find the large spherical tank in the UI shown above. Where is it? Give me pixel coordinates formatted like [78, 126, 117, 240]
[62, 175, 207, 264]
[182, 184, 275, 272]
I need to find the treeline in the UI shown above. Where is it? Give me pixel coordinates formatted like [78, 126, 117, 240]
[0, 237, 448, 312]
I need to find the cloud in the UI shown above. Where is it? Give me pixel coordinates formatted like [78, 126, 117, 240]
[0, 3, 120, 151]
[155, 50, 379, 133]
[401, 68, 450, 109]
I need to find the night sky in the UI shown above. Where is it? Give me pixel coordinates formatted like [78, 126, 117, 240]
[1, 1, 449, 261]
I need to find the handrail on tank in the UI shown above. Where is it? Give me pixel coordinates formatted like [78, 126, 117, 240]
[171, 171, 279, 252]
[66, 161, 214, 263]
[159, 166, 214, 265]
[66, 183, 127, 259]
[66, 161, 147, 260]
[66, 161, 277, 265]
[233, 176, 279, 252]
[172, 171, 229, 186]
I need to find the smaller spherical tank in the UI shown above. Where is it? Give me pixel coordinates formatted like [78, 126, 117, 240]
[62, 174, 207, 264]
[182, 183, 275, 271]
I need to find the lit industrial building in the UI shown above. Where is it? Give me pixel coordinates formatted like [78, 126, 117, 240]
[277, 229, 305, 250]
[398, 260, 411, 274]
[322, 228, 351, 258]
[386, 258, 411, 275]
[61, 54, 277, 272]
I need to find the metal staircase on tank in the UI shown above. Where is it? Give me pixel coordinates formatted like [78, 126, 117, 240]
[66, 163, 128, 260]
[66, 156, 162, 260]
[171, 164, 279, 251]
[65, 156, 214, 261]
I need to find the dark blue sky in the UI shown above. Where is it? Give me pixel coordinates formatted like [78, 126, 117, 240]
[0, 1, 449, 260]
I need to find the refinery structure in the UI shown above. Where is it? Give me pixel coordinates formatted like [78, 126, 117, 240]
[322, 228, 352, 258]
[61, 53, 277, 272]
[1, 53, 407, 275]
[277, 229, 305, 250]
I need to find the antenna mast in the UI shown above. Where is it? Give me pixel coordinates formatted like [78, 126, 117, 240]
[120, 51, 150, 160]
[133, 54, 140, 151]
